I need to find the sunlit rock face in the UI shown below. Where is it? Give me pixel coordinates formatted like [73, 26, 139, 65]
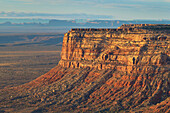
[59, 25, 169, 72]
[0, 24, 169, 113]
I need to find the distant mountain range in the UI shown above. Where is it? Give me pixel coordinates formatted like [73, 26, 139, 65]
[1, 19, 170, 28]
[0, 19, 170, 33]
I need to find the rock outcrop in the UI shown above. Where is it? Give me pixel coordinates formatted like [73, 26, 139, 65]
[0, 24, 169, 113]
[59, 25, 169, 72]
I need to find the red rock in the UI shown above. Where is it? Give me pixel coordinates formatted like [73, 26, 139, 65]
[1, 24, 170, 113]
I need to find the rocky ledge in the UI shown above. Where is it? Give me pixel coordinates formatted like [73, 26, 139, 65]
[0, 24, 169, 113]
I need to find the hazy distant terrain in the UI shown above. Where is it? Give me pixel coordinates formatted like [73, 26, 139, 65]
[0, 33, 64, 46]
[0, 33, 63, 89]
[0, 26, 69, 33]
[1, 19, 170, 33]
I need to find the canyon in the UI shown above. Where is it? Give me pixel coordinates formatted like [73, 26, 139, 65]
[0, 24, 169, 113]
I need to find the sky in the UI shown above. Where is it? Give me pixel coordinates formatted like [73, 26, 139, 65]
[0, 0, 170, 20]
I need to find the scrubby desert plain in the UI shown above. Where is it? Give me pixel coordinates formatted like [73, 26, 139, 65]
[0, 33, 63, 89]
[0, 24, 170, 113]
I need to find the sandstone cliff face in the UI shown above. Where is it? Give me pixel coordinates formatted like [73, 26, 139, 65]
[0, 24, 169, 113]
[59, 25, 169, 72]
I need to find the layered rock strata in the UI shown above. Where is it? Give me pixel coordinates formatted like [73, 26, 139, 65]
[0, 24, 169, 113]
[59, 25, 169, 73]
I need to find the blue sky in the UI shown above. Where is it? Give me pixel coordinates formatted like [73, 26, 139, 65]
[0, 0, 170, 20]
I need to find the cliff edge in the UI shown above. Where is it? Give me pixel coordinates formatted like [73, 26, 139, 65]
[0, 24, 169, 113]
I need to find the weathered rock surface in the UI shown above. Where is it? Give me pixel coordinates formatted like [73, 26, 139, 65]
[0, 24, 169, 113]
[59, 24, 169, 71]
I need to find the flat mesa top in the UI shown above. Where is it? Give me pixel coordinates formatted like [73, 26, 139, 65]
[71, 28, 133, 32]
[70, 24, 170, 32]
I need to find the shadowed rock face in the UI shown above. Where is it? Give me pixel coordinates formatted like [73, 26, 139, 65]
[0, 24, 170, 113]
